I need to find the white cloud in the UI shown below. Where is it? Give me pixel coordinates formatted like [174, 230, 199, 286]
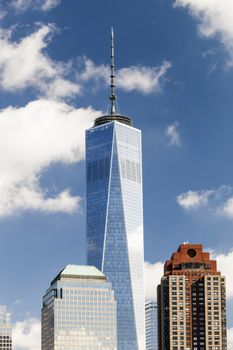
[0, 6, 7, 20]
[117, 62, 171, 94]
[177, 185, 233, 218]
[221, 198, 233, 219]
[144, 261, 163, 300]
[13, 318, 41, 350]
[79, 58, 109, 83]
[0, 24, 80, 99]
[174, 0, 233, 65]
[0, 99, 99, 217]
[0, 26, 171, 100]
[177, 190, 213, 210]
[79, 58, 171, 94]
[165, 122, 181, 146]
[1, 187, 81, 217]
[11, 0, 35, 11]
[45, 78, 80, 100]
[11, 0, 60, 12]
[212, 249, 233, 300]
[228, 328, 233, 350]
[41, 0, 61, 11]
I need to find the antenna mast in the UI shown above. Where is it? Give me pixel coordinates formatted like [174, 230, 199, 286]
[110, 28, 116, 115]
[93, 29, 132, 127]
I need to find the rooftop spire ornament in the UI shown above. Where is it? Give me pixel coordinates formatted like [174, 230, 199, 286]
[110, 28, 116, 115]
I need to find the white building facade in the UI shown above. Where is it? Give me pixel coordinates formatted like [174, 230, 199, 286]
[145, 301, 157, 350]
[41, 265, 117, 350]
[0, 305, 12, 350]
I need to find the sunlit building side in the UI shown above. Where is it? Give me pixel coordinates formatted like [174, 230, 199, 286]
[86, 30, 145, 349]
[0, 305, 12, 350]
[41, 265, 117, 350]
[145, 300, 157, 350]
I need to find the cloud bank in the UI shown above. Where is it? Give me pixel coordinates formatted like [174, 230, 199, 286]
[175, 0, 233, 65]
[117, 62, 171, 94]
[228, 328, 233, 350]
[213, 249, 233, 300]
[13, 318, 41, 350]
[0, 24, 171, 100]
[177, 190, 213, 210]
[144, 261, 164, 300]
[0, 99, 98, 217]
[11, 0, 61, 12]
[0, 24, 80, 100]
[78, 58, 171, 94]
[176, 185, 233, 220]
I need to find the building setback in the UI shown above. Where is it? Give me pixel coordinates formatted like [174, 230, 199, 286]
[157, 243, 227, 350]
[86, 30, 145, 349]
[145, 301, 157, 350]
[41, 265, 117, 350]
[0, 305, 12, 350]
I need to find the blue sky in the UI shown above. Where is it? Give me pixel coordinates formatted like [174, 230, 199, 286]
[0, 0, 233, 348]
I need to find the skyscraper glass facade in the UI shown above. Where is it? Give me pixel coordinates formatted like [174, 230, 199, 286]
[41, 265, 117, 350]
[86, 120, 145, 349]
[145, 301, 157, 350]
[0, 305, 12, 350]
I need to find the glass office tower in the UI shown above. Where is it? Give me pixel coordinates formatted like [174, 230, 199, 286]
[41, 265, 117, 350]
[145, 301, 157, 350]
[0, 305, 12, 350]
[86, 29, 145, 349]
[86, 116, 145, 349]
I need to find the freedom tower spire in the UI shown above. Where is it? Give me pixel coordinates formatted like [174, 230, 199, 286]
[110, 27, 116, 115]
[94, 29, 132, 127]
[86, 30, 145, 349]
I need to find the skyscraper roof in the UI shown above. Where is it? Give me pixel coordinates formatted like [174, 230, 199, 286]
[164, 243, 218, 275]
[61, 264, 105, 277]
[51, 265, 106, 285]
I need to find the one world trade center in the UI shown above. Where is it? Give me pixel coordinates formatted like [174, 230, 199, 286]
[86, 30, 145, 349]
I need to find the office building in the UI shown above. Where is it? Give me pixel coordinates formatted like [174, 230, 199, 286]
[145, 301, 157, 350]
[0, 305, 12, 350]
[86, 30, 145, 349]
[41, 265, 117, 350]
[157, 243, 227, 350]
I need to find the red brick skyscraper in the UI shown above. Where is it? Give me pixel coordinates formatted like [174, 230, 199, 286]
[157, 243, 227, 350]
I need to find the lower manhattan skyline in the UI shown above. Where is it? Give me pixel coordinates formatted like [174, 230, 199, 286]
[0, 0, 233, 349]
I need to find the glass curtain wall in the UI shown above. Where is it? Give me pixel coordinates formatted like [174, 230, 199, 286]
[86, 121, 145, 350]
